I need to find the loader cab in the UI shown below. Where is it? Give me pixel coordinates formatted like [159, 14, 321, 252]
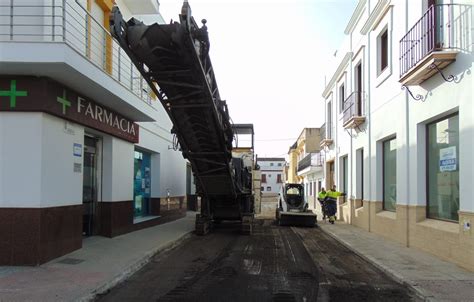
[283, 184, 305, 208]
[276, 183, 316, 227]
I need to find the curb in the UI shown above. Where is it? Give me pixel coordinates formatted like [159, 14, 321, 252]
[317, 223, 430, 302]
[80, 231, 193, 302]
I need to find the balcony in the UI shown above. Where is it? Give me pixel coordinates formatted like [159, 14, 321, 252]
[319, 123, 333, 147]
[399, 4, 469, 85]
[342, 91, 365, 129]
[297, 152, 324, 175]
[0, 1, 157, 121]
[320, 123, 326, 141]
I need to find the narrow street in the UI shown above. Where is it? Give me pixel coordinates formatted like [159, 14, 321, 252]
[97, 220, 419, 302]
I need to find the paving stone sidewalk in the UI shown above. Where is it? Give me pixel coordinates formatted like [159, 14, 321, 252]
[318, 220, 474, 302]
[0, 212, 195, 302]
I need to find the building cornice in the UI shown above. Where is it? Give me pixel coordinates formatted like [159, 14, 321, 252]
[344, 0, 367, 34]
[361, 0, 391, 35]
[322, 52, 352, 98]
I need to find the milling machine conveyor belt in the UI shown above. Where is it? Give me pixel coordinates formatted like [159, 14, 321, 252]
[110, 3, 238, 199]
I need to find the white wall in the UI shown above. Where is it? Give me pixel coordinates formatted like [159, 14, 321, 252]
[102, 135, 134, 202]
[0, 111, 185, 207]
[0, 112, 84, 207]
[259, 160, 285, 193]
[40, 114, 84, 207]
[0, 113, 43, 207]
[136, 123, 187, 198]
[260, 170, 283, 194]
[323, 0, 473, 216]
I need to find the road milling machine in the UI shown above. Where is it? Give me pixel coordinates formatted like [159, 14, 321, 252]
[276, 183, 317, 227]
[110, 2, 257, 235]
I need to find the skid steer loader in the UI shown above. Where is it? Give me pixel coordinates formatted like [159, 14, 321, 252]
[276, 183, 317, 227]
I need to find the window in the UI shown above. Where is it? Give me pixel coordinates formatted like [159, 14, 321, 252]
[356, 148, 364, 201]
[378, 28, 389, 75]
[342, 156, 348, 194]
[261, 187, 264, 191]
[270, 163, 274, 166]
[309, 182, 313, 196]
[267, 186, 271, 191]
[383, 137, 397, 211]
[354, 62, 363, 116]
[327, 100, 332, 139]
[339, 83, 345, 113]
[261, 174, 266, 183]
[278, 163, 282, 167]
[277, 174, 282, 183]
[427, 114, 459, 221]
[133, 149, 151, 218]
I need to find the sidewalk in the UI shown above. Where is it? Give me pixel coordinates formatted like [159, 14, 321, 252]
[318, 220, 474, 302]
[0, 212, 196, 302]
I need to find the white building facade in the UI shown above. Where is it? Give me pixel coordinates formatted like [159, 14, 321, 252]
[297, 151, 325, 211]
[290, 128, 325, 211]
[258, 158, 285, 194]
[321, 0, 473, 271]
[0, 0, 190, 265]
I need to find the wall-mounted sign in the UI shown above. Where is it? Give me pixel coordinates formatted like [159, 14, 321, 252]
[0, 77, 139, 143]
[73, 143, 82, 157]
[440, 146, 456, 172]
[74, 163, 82, 173]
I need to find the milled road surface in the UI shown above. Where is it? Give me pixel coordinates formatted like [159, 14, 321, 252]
[97, 220, 419, 301]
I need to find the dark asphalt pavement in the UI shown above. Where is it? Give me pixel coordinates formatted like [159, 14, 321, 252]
[97, 220, 418, 302]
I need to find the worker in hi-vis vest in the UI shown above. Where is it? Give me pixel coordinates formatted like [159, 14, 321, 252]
[324, 185, 346, 224]
[317, 188, 327, 220]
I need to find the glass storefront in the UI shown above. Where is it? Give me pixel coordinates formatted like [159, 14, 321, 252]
[134, 150, 151, 217]
[83, 135, 98, 236]
[427, 114, 459, 221]
[383, 137, 397, 211]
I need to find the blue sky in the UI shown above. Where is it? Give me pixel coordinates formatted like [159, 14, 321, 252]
[158, 0, 358, 157]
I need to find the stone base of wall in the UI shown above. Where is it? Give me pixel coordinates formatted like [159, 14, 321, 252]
[0, 197, 188, 266]
[352, 199, 368, 230]
[0, 205, 82, 266]
[100, 196, 187, 238]
[337, 200, 474, 271]
[99, 200, 134, 237]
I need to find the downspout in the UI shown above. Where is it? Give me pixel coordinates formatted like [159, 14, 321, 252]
[349, 33, 354, 225]
[405, 0, 410, 248]
[367, 0, 372, 232]
[350, 128, 354, 224]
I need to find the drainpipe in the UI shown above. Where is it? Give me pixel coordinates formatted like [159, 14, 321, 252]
[350, 128, 354, 224]
[349, 33, 354, 225]
[405, 0, 410, 248]
[367, 0, 372, 232]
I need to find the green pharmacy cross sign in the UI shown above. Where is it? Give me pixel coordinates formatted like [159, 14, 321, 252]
[57, 89, 71, 114]
[0, 80, 28, 108]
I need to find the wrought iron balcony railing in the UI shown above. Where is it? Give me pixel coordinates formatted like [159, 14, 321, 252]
[0, 0, 154, 104]
[399, 4, 469, 80]
[342, 91, 365, 128]
[297, 152, 324, 172]
[320, 121, 334, 147]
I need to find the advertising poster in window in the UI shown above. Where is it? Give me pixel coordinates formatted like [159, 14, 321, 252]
[439, 146, 456, 172]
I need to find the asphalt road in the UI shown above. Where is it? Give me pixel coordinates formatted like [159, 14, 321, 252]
[97, 220, 419, 302]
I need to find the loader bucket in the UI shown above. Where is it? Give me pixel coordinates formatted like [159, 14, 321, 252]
[277, 211, 317, 227]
